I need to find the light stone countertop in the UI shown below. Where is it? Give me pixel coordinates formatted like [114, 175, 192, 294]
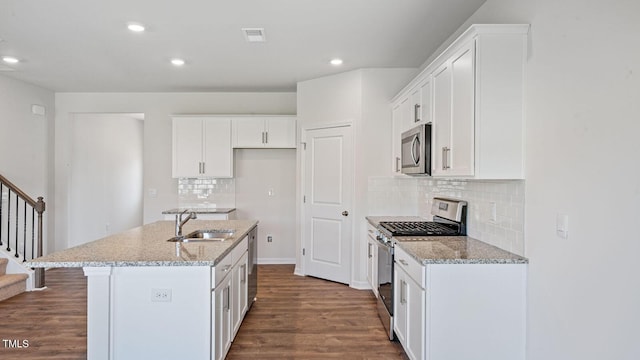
[395, 237, 527, 264]
[27, 220, 257, 268]
[162, 207, 236, 214]
[366, 216, 527, 265]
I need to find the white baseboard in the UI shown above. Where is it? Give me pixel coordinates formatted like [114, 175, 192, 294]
[350, 280, 371, 290]
[257, 258, 296, 265]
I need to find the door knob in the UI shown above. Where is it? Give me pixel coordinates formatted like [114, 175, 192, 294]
[342, 211, 349, 216]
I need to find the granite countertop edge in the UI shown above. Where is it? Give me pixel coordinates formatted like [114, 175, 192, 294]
[366, 216, 528, 265]
[27, 220, 257, 268]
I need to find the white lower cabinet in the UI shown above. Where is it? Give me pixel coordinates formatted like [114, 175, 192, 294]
[213, 273, 232, 360]
[232, 251, 249, 337]
[393, 244, 526, 360]
[394, 247, 425, 360]
[366, 223, 379, 297]
[212, 236, 249, 360]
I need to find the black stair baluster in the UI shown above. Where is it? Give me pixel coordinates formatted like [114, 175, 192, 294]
[23, 199, 27, 262]
[15, 194, 19, 258]
[6, 190, 10, 252]
[31, 208, 35, 261]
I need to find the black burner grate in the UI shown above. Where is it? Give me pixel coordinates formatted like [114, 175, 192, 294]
[379, 221, 460, 236]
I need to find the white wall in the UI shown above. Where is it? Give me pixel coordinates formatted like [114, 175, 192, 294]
[444, 1, 640, 359]
[69, 113, 143, 247]
[296, 68, 415, 286]
[0, 74, 54, 254]
[55, 92, 296, 252]
[234, 149, 296, 264]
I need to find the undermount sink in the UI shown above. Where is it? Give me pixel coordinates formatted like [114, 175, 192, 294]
[168, 229, 235, 243]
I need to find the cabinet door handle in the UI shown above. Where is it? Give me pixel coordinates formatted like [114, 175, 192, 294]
[368, 243, 372, 258]
[202, 162, 205, 174]
[198, 162, 202, 174]
[400, 280, 407, 304]
[224, 285, 230, 311]
[265, 131, 268, 144]
[442, 147, 450, 170]
[241, 264, 246, 283]
[399, 259, 409, 266]
[414, 104, 421, 122]
[445, 147, 451, 169]
[262, 132, 265, 144]
[395, 157, 401, 172]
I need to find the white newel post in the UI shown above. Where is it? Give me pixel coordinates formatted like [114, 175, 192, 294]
[83, 267, 113, 360]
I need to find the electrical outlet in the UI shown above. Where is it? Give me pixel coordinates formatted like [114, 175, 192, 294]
[151, 288, 172, 302]
[489, 202, 497, 223]
[556, 213, 569, 239]
[267, 235, 273, 243]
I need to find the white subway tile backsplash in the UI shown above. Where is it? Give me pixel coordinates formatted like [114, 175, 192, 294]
[368, 176, 525, 256]
[178, 178, 235, 208]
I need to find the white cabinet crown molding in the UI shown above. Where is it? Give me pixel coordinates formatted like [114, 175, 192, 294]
[391, 24, 529, 104]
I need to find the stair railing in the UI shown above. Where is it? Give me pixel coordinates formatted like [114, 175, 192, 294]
[0, 174, 46, 288]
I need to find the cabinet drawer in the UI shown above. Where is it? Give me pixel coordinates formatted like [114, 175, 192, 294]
[213, 254, 232, 288]
[394, 245, 425, 289]
[231, 236, 248, 265]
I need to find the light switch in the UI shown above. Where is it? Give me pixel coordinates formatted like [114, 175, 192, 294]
[556, 213, 569, 239]
[148, 188, 157, 198]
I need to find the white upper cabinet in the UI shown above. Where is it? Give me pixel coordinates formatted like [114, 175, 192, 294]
[391, 104, 403, 174]
[232, 116, 296, 148]
[432, 40, 475, 176]
[172, 116, 233, 178]
[391, 24, 529, 179]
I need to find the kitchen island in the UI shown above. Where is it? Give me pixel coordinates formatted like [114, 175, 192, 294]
[29, 220, 258, 360]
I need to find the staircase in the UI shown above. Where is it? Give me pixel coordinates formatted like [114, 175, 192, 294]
[0, 257, 28, 301]
[0, 173, 46, 296]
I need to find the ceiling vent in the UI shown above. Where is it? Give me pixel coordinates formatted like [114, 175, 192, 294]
[242, 28, 266, 42]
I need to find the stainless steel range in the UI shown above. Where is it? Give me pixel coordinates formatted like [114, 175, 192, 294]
[374, 197, 467, 340]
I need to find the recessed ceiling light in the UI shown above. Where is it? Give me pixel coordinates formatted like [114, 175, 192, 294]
[2, 56, 19, 64]
[330, 58, 343, 66]
[127, 23, 145, 32]
[171, 58, 185, 66]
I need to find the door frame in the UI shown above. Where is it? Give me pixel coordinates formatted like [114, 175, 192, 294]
[297, 122, 355, 284]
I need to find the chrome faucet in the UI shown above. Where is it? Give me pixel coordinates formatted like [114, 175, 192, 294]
[175, 209, 197, 236]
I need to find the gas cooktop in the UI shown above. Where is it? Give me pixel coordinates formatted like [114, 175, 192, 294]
[377, 198, 468, 237]
[378, 221, 461, 236]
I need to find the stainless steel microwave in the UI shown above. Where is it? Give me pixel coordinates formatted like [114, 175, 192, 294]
[401, 123, 431, 175]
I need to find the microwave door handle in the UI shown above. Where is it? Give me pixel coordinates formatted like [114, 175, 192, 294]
[411, 135, 420, 165]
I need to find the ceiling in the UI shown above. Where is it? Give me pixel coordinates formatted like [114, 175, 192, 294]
[0, 0, 486, 92]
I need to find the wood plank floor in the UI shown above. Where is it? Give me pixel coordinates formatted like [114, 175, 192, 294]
[0, 267, 87, 359]
[228, 265, 407, 359]
[0, 265, 407, 359]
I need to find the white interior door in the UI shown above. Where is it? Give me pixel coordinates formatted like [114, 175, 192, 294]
[303, 125, 352, 284]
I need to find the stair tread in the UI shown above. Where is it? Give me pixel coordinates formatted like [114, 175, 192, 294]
[0, 273, 29, 287]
